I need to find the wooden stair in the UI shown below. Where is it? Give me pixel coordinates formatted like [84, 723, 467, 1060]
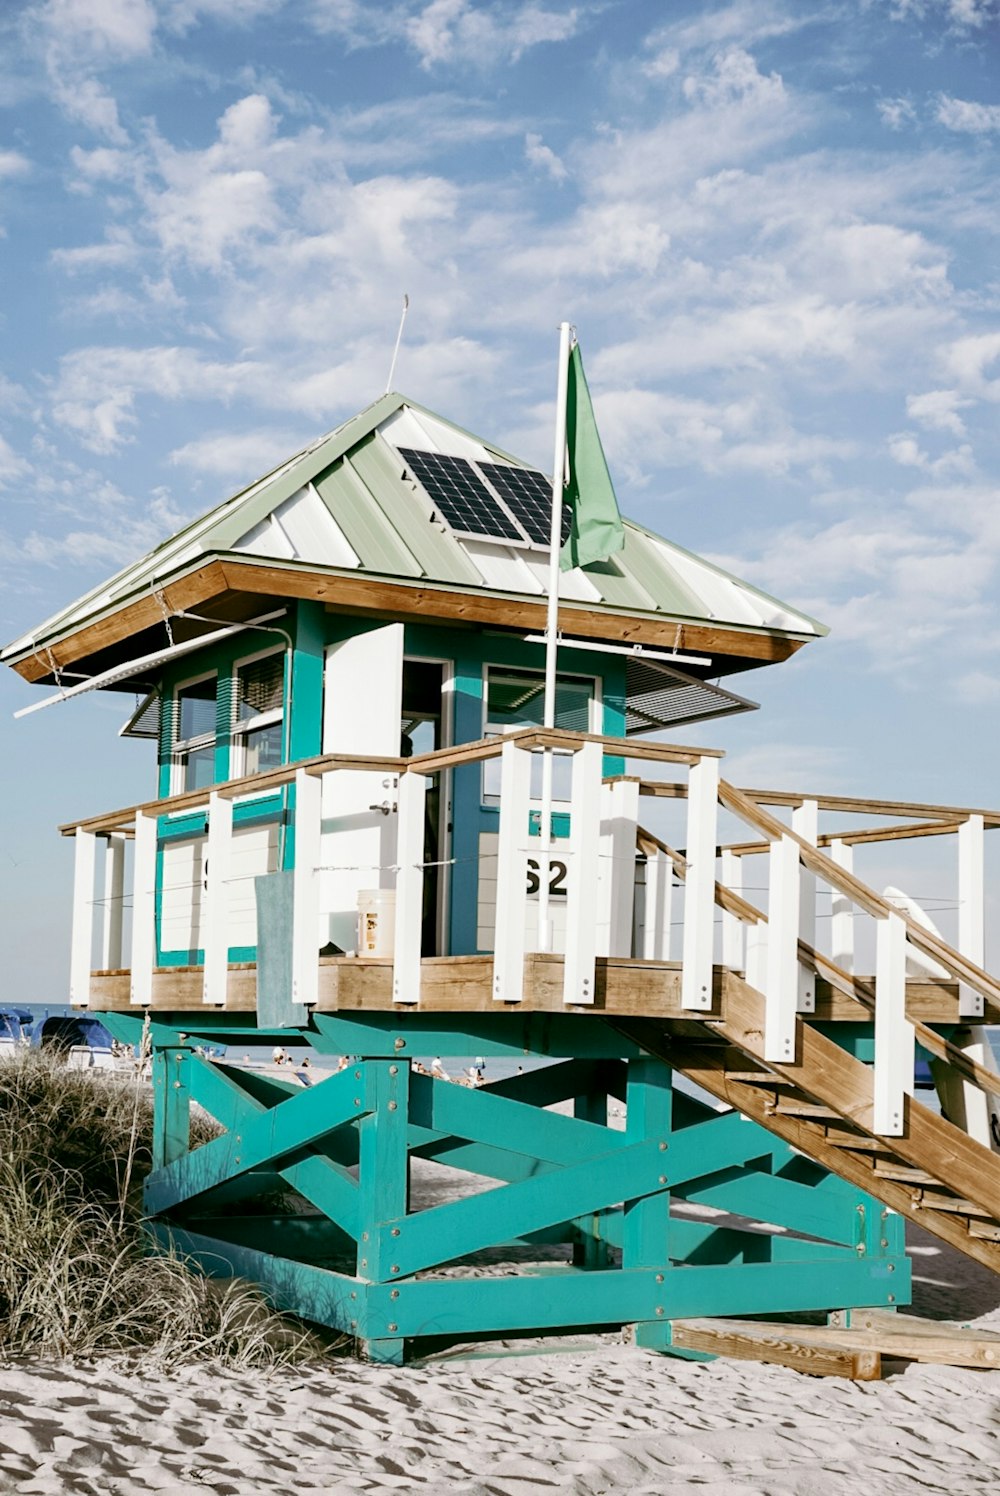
[614, 968, 1000, 1275]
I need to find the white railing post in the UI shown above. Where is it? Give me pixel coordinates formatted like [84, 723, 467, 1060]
[601, 778, 639, 958]
[642, 850, 672, 961]
[70, 829, 97, 1006]
[873, 909, 911, 1136]
[563, 741, 603, 1004]
[100, 832, 126, 972]
[792, 799, 817, 1012]
[681, 756, 719, 1011]
[764, 833, 800, 1062]
[746, 917, 767, 992]
[292, 767, 322, 1010]
[202, 790, 234, 1005]
[958, 814, 986, 1019]
[829, 838, 854, 971]
[392, 770, 428, 1006]
[130, 810, 157, 1006]
[720, 848, 744, 971]
[492, 740, 531, 1003]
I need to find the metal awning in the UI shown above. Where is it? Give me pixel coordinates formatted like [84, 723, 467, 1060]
[624, 657, 757, 734]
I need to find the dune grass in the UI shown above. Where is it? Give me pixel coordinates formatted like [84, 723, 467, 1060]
[0, 1045, 322, 1369]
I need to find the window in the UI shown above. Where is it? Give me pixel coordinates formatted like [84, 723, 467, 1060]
[172, 675, 217, 792]
[232, 652, 285, 777]
[483, 666, 596, 801]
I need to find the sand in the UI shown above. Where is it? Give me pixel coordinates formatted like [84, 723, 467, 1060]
[0, 1217, 997, 1495]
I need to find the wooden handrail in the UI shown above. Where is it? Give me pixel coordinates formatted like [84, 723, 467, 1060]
[636, 823, 1000, 1104]
[640, 779, 1000, 825]
[723, 820, 963, 857]
[60, 728, 722, 836]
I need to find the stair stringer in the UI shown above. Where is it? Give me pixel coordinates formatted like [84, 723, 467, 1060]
[614, 971, 1000, 1276]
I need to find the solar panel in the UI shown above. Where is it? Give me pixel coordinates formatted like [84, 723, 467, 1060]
[398, 448, 523, 542]
[480, 463, 572, 547]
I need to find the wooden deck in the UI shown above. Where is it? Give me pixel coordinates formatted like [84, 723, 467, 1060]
[85, 955, 972, 1022]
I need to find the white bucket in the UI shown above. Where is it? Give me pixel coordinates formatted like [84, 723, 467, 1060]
[357, 888, 396, 957]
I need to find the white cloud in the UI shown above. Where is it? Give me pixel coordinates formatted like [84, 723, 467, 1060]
[942, 332, 1000, 400]
[169, 428, 308, 478]
[0, 435, 30, 488]
[404, 0, 579, 69]
[0, 150, 30, 178]
[50, 228, 137, 272]
[887, 432, 974, 476]
[41, 0, 158, 61]
[877, 97, 916, 131]
[936, 95, 1000, 134]
[524, 132, 567, 182]
[683, 47, 786, 110]
[906, 388, 970, 436]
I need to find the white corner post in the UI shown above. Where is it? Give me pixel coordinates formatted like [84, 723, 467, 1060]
[100, 832, 126, 973]
[792, 800, 817, 1012]
[493, 739, 531, 1003]
[393, 769, 428, 1005]
[129, 810, 158, 1006]
[563, 741, 602, 1004]
[292, 766, 322, 1010]
[958, 814, 986, 1019]
[70, 828, 97, 1006]
[764, 833, 801, 1063]
[537, 319, 573, 954]
[720, 848, 744, 971]
[602, 777, 640, 957]
[681, 756, 719, 1011]
[202, 789, 234, 1005]
[642, 849, 673, 961]
[829, 838, 855, 971]
[873, 908, 911, 1137]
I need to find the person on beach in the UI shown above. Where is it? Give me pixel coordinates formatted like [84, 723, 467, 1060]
[431, 1056, 450, 1080]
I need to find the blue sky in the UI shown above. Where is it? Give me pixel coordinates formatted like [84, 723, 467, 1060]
[2, 0, 999, 998]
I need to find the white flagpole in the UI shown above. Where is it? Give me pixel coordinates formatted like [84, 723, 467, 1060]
[537, 320, 573, 952]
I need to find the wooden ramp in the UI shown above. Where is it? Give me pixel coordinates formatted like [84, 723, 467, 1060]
[661, 1311, 1000, 1380]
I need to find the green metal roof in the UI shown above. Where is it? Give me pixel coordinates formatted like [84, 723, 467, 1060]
[2, 392, 826, 667]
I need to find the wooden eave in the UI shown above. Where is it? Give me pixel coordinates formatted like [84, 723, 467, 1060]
[7, 552, 814, 685]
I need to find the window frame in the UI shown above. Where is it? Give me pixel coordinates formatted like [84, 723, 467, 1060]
[229, 645, 287, 782]
[170, 669, 219, 795]
[480, 662, 601, 805]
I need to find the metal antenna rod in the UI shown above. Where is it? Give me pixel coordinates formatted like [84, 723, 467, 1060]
[385, 294, 410, 393]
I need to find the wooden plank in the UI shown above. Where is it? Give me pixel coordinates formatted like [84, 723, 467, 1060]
[873, 910, 911, 1137]
[130, 811, 157, 1006]
[492, 740, 531, 1004]
[785, 1317, 1000, 1370]
[669, 1318, 881, 1380]
[69, 829, 97, 1006]
[291, 766, 322, 1010]
[681, 757, 718, 1012]
[391, 770, 427, 1006]
[217, 556, 807, 664]
[10, 560, 230, 682]
[764, 834, 799, 1062]
[563, 742, 603, 1005]
[202, 790, 233, 1005]
[641, 781, 1000, 826]
[958, 814, 986, 1019]
[100, 833, 126, 973]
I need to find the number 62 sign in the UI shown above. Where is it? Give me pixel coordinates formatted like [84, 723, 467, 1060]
[526, 858, 568, 897]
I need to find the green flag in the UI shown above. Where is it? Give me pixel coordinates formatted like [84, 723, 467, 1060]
[560, 342, 625, 572]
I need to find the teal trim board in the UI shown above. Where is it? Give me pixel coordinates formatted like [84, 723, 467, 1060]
[102, 1010, 910, 1364]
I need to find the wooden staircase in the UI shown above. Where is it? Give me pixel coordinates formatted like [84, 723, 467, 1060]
[617, 975, 1000, 1274]
[626, 778, 1000, 1277]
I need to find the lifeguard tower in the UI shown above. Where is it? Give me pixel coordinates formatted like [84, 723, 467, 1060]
[7, 385, 1000, 1371]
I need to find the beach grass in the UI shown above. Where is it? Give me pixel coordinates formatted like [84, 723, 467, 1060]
[0, 1045, 321, 1369]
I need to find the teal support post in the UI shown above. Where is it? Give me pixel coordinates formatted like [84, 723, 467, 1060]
[622, 1056, 672, 1269]
[573, 1088, 613, 1268]
[356, 1060, 411, 1364]
[152, 1047, 191, 1170]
